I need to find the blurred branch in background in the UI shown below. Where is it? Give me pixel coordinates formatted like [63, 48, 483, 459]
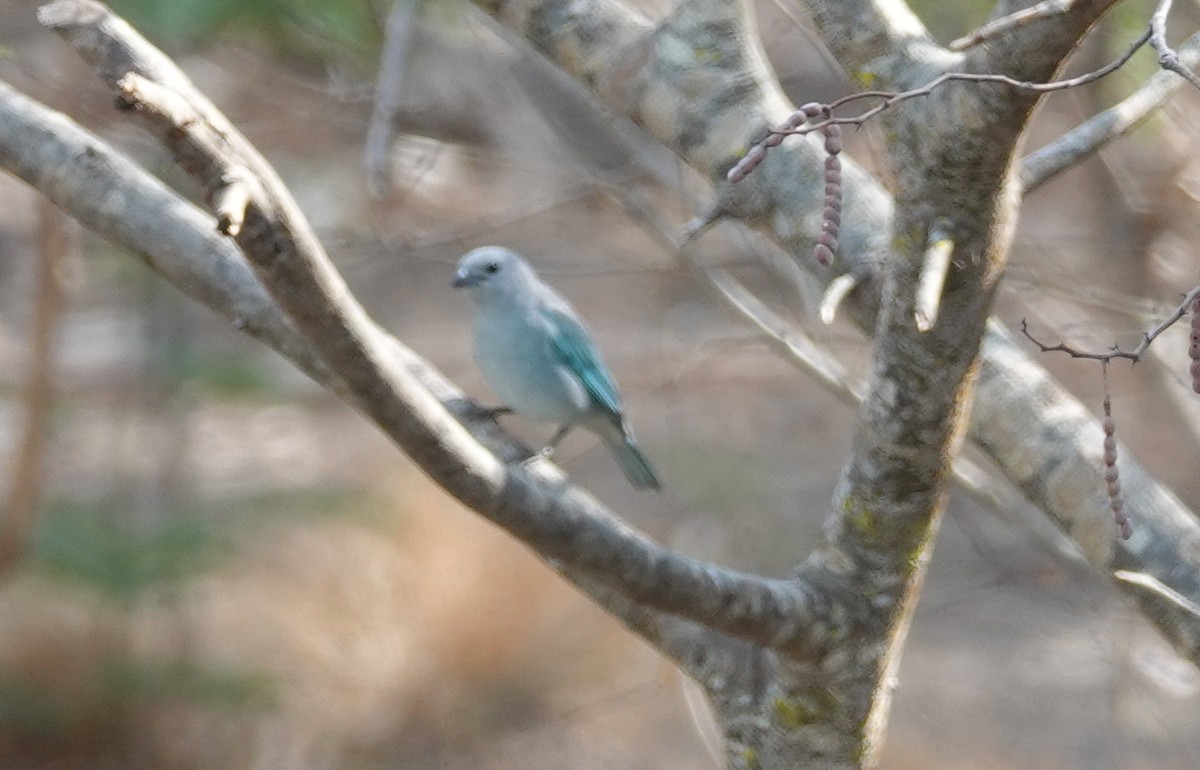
[1, 199, 73, 576]
[364, 0, 422, 196]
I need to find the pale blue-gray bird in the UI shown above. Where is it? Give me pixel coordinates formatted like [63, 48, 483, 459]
[452, 246, 661, 490]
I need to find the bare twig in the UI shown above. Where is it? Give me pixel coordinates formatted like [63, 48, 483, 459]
[37, 0, 842, 657]
[1150, 0, 1200, 92]
[950, 0, 1076, 51]
[1022, 29, 1200, 192]
[731, 29, 1150, 183]
[1020, 282, 1200, 362]
[827, 28, 1148, 113]
[1116, 570, 1200, 617]
[819, 273, 858, 325]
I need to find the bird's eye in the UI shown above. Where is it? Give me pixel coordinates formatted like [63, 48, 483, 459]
[484, 262, 499, 274]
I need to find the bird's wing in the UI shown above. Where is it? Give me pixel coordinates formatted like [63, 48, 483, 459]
[541, 306, 623, 418]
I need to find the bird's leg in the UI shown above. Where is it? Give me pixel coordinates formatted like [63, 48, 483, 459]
[522, 425, 572, 466]
[546, 424, 573, 450]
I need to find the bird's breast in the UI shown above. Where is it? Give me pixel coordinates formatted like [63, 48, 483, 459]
[473, 306, 590, 423]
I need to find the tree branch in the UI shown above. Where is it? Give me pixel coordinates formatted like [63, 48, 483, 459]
[469, 0, 1200, 664]
[735, 27, 1150, 175]
[801, 0, 952, 86]
[974, 323, 1200, 659]
[967, 0, 1118, 87]
[1151, 0, 1200, 91]
[1020, 282, 1200, 363]
[1021, 29, 1200, 192]
[950, 0, 1075, 51]
[363, 0, 422, 196]
[26, 0, 851, 659]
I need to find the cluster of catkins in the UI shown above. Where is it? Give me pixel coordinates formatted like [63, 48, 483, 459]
[1191, 295, 1200, 394]
[726, 102, 843, 266]
[1102, 385, 1132, 541]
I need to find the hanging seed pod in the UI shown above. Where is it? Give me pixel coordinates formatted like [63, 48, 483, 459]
[815, 125, 843, 267]
[1190, 295, 1200, 394]
[1102, 385, 1132, 540]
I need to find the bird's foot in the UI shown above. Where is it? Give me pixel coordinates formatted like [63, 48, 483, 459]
[479, 405, 513, 420]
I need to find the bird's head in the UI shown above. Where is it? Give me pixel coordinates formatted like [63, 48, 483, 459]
[451, 246, 532, 295]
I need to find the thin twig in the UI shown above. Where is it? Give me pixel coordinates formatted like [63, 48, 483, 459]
[43, 0, 839, 658]
[787, 30, 1148, 136]
[1150, 0, 1200, 92]
[819, 273, 858, 325]
[1022, 28, 1200, 192]
[1115, 570, 1200, 617]
[1020, 282, 1200, 362]
[950, 0, 1076, 51]
[730, 28, 1152, 185]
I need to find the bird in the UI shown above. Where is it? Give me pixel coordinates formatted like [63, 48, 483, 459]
[452, 246, 661, 491]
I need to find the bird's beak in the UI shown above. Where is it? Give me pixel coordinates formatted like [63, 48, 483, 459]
[451, 269, 477, 289]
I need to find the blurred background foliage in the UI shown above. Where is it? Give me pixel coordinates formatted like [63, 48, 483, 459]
[110, 0, 386, 67]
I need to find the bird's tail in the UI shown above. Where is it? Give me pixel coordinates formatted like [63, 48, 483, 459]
[602, 423, 661, 491]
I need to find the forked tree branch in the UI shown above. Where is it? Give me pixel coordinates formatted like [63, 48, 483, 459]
[1022, 29, 1200, 191]
[23, 0, 855, 662]
[0, 78, 827, 673]
[1020, 281, 1200, 362]
[802, 0, 953, 86]
[0, 79, 683, 671]
[465, 0, 1200, 664]
[950, 0, 1075, 51]
[1151, 0, 1200, 91]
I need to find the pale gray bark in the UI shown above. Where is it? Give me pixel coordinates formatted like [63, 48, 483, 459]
[2, 0, 1198, 768]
